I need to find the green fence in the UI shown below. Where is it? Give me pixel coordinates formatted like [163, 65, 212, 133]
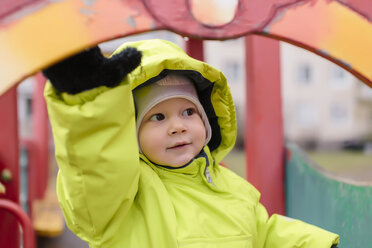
[286, 144, 372, 248]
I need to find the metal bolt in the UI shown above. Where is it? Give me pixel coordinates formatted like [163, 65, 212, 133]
[1, 169, 12, 183]
[0, 182, 5, 194]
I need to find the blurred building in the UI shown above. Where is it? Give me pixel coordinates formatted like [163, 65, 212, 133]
[204, 38, 246, 147]
[204, 38, 372, 150]
[281, 42, 372, 149]
[17, 77, 34, 138]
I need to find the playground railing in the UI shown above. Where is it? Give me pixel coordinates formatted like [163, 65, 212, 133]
[0, 199, 35, 248]
[285, 143, 372, 247]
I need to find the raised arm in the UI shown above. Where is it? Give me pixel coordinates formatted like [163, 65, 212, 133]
[43, 46, 142, 246]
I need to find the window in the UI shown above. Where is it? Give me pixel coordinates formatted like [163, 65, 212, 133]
[330, 65, 345, 80]
[25, 98, 32, 117]
[297, 64, 312, 84]
[224, 61, 240, 82]
[296, 102, 317, 128]
[329, 103, 349, 126]
[329, 64, 353, 89]
[359, 83, 372, 99]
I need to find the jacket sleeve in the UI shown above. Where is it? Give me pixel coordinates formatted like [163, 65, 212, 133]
[255, 202, 339, 248]
[44, 82, 140, 246]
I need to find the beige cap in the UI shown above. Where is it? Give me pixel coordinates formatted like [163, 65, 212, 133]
[133, 74, 212, 152]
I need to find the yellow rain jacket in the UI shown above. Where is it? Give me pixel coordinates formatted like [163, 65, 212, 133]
[45, 39, 339, 248]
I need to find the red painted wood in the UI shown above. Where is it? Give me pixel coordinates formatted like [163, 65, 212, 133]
[32, 73, 49, 199]
[336, 0, 372, 20]
[0, 88, 20, 248]
[185, 38, 204, 61]
[0, 199, 35, 248]
[244, 35, 285, 215]
[0, 0, 37, 18]
[144, 0, 306, 39]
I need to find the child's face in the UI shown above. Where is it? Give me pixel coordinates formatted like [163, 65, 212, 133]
[138, 98, 206, 167]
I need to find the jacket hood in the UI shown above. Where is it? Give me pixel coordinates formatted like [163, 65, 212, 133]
[113, 39, 237, 164]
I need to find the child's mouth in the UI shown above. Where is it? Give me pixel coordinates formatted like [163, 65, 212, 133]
[168, 143, 190, 149]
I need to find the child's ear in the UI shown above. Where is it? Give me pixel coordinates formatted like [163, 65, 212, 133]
[42, 46, 142, 94]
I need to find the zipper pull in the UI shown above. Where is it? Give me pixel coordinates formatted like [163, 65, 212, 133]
[205, 166, 212, 183]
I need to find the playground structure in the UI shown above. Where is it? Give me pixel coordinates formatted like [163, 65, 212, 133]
[0, 0, 371, 247]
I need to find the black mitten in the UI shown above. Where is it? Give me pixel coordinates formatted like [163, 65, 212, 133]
[42, 46, 142, 94]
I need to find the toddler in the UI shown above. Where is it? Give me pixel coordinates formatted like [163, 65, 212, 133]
[43, 39, 339, 248]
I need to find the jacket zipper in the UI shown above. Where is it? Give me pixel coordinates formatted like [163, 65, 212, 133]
[205, 166, 216, 188]
[205, 166, 212, 183]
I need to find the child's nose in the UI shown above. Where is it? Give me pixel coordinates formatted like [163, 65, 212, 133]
[168, 117, 187, 135]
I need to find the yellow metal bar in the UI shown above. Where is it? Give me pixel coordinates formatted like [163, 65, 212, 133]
[0, 0, 159, 95]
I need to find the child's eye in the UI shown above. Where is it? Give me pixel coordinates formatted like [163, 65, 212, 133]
[150, 113, 165, 121]
[182, 108, 195, 116]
